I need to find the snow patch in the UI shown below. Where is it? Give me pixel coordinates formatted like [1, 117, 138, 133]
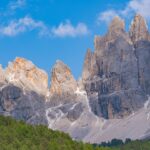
[75, 87, 86, 96]
[144, 95, 150, 109]
[7, 73, 16, 82]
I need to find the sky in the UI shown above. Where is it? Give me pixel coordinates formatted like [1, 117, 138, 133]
[0, 0, 150, 79]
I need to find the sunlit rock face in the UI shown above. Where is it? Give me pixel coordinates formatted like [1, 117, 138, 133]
[5, 57, 48, 95]
[0, 58, 48, 125]
[50, 60, 77, 95]
[0, 65, 5, 84]
[46, 61, 86, 128]
[82, 49, 98, 81]
[94, 16, 132, 54]
[49, 60, 79, 107]
[129, 14, 150, 44]
[108, 16, 125, 39]
[82, 14, 150, 119]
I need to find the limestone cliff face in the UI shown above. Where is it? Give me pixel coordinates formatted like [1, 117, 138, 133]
[50, 60, 77, 95]
[136, 41, 150, 94]
[5, 57, 48, 95]
[129, 14, 149, 44]
[82, 49, 98, 81]
[48, 60, 84, 122]
[0, 13, 150, 143]
[0, 58, 48, 125]
[94, 16, 132, 55]
[0, 65, 5, 83]
[82, 14, 150, 119]
[108, 16, 125, 39]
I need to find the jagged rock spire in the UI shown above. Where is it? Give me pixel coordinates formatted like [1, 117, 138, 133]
[5, 57, 48, 95]
[129, 14, 149, 43]
[82, 49, 98, 81]
[50, 60, 77, 95]
[108, 16, 125, 36]
[0, 65, 5, 83]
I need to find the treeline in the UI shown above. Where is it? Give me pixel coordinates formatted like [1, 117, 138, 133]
[94, 138, 150, 150]
[94, 138, 132, 147]
[0, 115, 111, 150]
[0, 115, 150, 150]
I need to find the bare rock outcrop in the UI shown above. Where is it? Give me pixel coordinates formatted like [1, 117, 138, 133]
[82, 14, 149, 119]
[5, 57, 48, 95]
[0, 65, 5, 83]
[50, 60, 77, 95]
[82, 49, 98, 81]
[94, 16, 132, 58]
[129, 14, 150, 44]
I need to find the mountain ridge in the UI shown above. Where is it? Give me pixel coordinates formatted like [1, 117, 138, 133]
[0, 14, 150, 143]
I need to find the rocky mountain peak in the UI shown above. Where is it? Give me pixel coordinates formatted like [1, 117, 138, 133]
[50, 60, 77, 95]
[0, 65, 5, 83]
[129, 14, 149, 43]
[83, 14, 150, 120]
[82, 49, 98, 81]
[5, 57, 48, 95]
[94, 16, 131, 55]
[108, 16, 125, 36]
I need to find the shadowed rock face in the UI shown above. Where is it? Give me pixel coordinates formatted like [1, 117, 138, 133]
[82, 15, 150, 119]
[0, 84, 47, 125]
[135, 41, 150, 94]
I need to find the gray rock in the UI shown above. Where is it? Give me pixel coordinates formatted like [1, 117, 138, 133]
[82, 14, 149, 119]
[135, 40, 150, 94]
[0, 84, 47, 125]
[82, 49, 98, 81]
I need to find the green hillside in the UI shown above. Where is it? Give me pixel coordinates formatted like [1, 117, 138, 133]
[0, 115, 110, 150]
[0, 115, 150, 150]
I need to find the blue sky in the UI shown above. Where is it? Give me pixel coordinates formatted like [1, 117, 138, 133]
[0, 0, 149, 79]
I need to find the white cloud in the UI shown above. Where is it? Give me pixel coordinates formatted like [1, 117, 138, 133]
[8, 0, 26, 10]
[97, 10, 118, 24]
[97, 0, 150, 24]
[123, 0, 150, 19]
[0, 17, 89, 38]
[0, 16, 48, 36]
[51, 21, 89, 37]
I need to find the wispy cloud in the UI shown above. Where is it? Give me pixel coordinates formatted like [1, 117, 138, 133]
[0, 16, 48, 37]
[0, 0, 26, 17]
[97, 0, 150, 24]
[122, 0, 150, 19]
[97, 10, 118, 24]
[0, 17, 89, 38]
[51, 21, 89, 37]
[8, 0, 26, 10]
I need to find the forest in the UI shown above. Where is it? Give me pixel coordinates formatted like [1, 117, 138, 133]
[0, 115, 150, 150]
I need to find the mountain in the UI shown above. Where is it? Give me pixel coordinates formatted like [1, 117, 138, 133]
[0, 14, 150, 143]
[82, 14, 150, 119]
